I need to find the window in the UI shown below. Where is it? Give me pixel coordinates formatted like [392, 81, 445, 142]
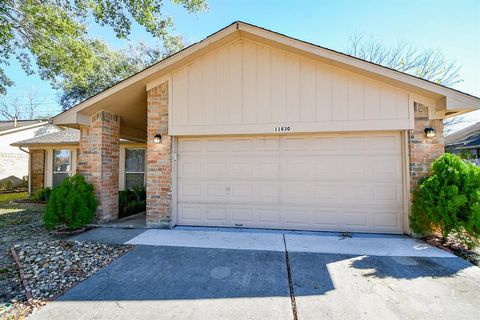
[52, 150, 71, 187]
[125, 149, 145, 190]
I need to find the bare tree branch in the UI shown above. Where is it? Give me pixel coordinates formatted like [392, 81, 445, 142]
[0, 88, 42, 120]
[345, 35, 462, 87]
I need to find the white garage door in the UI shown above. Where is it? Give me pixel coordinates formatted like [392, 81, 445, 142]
[176, 132, 404, 233]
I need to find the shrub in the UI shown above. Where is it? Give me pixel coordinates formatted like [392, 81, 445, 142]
[411, 153, 480, 247]
[5, 180, 12, 191]
[21, 176, 28, 189]
[118, 187, 146, 218]
[43, 174, 97, 230]
[32, 187, 51, 201]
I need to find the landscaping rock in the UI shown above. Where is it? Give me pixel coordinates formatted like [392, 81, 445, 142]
[0, 202, 132, 319]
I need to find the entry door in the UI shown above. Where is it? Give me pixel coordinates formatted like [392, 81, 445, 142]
[176, 132, 404, 233]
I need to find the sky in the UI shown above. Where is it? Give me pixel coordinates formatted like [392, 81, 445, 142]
[2, 0, 480, 128]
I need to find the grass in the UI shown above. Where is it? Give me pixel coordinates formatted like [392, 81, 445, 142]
[0, 192, 28, 202]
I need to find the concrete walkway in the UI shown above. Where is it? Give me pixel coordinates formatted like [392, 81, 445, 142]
[31, 227, 480, 320]
[126, 228, 454, 257]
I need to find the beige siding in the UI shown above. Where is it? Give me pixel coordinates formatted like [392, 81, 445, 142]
[170, 38, 412, 136]
[176, 132, 404, 233]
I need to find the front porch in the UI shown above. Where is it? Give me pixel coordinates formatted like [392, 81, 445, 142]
[90, 212, 147, 229]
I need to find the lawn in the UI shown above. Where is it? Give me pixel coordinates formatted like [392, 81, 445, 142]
[0, 192, 28, 203]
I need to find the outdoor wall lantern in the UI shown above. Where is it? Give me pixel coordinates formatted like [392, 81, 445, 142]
[153, 134, 162, 143]
[424, 127, 436, 139]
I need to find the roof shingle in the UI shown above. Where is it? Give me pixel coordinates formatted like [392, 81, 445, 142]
[11, 129, 80, 146]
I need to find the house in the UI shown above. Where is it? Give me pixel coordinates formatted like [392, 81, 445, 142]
[445, 122, 480, 160]
[0, 119, 60, 186]
[15, 21, 480, 234]
[11, 128, 146, 192]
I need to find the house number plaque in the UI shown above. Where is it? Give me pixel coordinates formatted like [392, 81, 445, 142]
[274, 126, 291, 132]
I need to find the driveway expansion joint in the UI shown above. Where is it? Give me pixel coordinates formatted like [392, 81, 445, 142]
[283, 234, 298, 320]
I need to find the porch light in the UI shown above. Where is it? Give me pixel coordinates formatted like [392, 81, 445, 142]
[424, 127, 436, 139]
[153, 134, 162, 143]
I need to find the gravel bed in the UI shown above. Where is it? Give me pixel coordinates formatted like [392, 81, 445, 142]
[15, 240, 131, 301]
[425, 234, 480, 267]
[0, 202, 132, 319]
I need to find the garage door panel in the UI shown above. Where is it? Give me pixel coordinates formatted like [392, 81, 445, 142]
[231, 184, 254, 199]
[283, 160, 309, 178]
[177, 132, 404, 233]
[258, 209, 282, 224]
[206, 160, 227, 176]
[206, 207, 228, 222]
[372, 157, 401, 178]
[254, 161, 280, 178]
[370, 134, 400, 151]
[179, 205, 205, 222]
[343, 210, 369, 227]
[231, 208, 253, 223]
[231, 162, 254, 176]
[179, 139, 203, 153]
[206, 139, 228, 152]
[179, 160, 203, 178]
[374, 212, 400, 228]
[312, 209, 340, 227]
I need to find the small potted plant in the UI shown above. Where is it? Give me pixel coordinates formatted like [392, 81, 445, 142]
[43, 174, 97, 236]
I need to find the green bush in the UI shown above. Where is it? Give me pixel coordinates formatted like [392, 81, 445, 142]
[43, 174, 97, 230]
[32, 187, 51, 201]
[118, 187, 146, 218]
[21, 176, 29, 189]
[411, 153, 480, 247]
[5, 180, 12, 191]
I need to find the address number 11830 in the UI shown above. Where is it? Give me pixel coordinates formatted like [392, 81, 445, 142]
[274, 126, 291, 132]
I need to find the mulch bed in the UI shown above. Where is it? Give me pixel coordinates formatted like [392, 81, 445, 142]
[424, 234, 480, 267]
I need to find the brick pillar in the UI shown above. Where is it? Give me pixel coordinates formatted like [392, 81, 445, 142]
[409, 103, 444, 192]
[78, 110, 120, 222]
[146, 82, 172, 228]
[30, 149, 45, 193]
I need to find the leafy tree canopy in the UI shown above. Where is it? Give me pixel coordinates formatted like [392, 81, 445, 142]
[0, 0, 207, 99]
[59, 38, 183, 109]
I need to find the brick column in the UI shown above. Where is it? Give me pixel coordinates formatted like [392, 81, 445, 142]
[408, 103, 444, 192]
[78, 110, 120, 222]
[30, 149, 45, 193]
[146, 82, 172, 228]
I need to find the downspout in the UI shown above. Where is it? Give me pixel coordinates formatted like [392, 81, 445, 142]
[18, 147, 31, 195]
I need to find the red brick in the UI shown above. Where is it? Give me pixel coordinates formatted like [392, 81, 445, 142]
[78, 110, 120, 222]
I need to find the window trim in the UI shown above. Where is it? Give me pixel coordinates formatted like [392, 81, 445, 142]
[52, 149, 72, 187]
[124, 148, 146, 189]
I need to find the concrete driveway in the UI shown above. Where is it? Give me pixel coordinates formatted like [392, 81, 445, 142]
[30, 228, 480, 320]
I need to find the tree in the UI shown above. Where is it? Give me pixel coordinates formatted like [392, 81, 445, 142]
[0, 88, 42, 120]
[346, 35, 462, 87]
[0, 0, 207, 96]
[58, 37, 184, 109]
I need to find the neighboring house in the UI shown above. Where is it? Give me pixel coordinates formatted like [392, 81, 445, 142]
[13, 22, 480, 234]
[0, 119, 60, 183]
[11, 129, 146, 192]
[445, 122, 480, 159]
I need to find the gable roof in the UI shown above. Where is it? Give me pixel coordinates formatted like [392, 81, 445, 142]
[445, 122, 480, 146]
[0, 120, 49, 136]
[53, 21, 480, 140]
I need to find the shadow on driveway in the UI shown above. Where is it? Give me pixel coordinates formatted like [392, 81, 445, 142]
[29, 239, 480, 320]
[57, 245, 291, 301]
